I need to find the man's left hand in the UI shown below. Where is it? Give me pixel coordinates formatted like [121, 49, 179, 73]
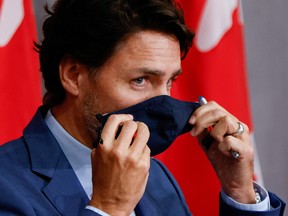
[189, 101, 256, 204]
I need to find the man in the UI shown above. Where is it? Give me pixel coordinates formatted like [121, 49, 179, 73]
[0, 0, 285, 215]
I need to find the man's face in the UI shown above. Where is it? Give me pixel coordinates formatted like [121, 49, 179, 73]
[81, 30, 181, 138]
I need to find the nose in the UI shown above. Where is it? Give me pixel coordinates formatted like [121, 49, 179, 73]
[151, 85, 170, 98]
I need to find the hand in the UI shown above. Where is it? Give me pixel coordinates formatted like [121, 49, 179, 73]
[189, 101, 256, 204]
[89, 114, 151, 216]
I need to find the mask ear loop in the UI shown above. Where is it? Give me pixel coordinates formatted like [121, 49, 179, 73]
[92, 114, 104, 148]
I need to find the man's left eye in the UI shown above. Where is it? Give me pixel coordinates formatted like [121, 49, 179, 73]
[167, 76, 177, 87]
[167, 79, 172, 86]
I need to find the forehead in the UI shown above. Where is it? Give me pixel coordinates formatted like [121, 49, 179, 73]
[107, 30, 181, 71]
[117, 30, 180, 55]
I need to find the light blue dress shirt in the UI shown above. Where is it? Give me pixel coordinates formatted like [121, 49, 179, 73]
[45, 110, 270, 215]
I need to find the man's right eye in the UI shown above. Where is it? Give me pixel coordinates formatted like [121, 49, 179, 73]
[132, 77, 146, 85]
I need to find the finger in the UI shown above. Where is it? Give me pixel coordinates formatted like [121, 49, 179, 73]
[129, 122, 150, 156]
[218, 136, 242, 157]
[101, 114, 133, 147]
[210, 116, 240, 142]
[230, 122, 250, 139]
[218, 135, 253, 159]
[143, 145, 151, 158]
[142, 145, 151, 166]
[138, 145, 151, 192]
[139, 145, 151, 170]
[189, 101, 229, 124]
[191, 108, 229, 136]
[115, 120, 138, 149]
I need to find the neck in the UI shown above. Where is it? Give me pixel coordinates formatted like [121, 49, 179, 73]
[51, 102, 94, 149]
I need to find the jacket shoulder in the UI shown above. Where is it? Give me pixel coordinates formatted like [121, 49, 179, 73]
[0, 137, 27, 158]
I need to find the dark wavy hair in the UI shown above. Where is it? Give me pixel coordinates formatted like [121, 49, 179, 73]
[35, 0, 194, 107]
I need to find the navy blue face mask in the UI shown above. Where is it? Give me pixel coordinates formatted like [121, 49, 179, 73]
[93, 95, 200, 156]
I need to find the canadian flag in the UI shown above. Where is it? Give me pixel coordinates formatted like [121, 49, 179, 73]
[156, 0, 263, 215]
[0, 0, 42, 144]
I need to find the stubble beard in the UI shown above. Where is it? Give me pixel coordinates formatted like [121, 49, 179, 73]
[81, 91, 102, 142]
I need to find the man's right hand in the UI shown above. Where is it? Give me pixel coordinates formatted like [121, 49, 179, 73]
[89, 114, 151, 216]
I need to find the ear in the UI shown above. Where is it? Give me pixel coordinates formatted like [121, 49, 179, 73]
[59, 57, 80, 96]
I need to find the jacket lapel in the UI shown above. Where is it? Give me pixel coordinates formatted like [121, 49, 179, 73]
[24, 107, 89, 215]
[41, 153, 89, 215]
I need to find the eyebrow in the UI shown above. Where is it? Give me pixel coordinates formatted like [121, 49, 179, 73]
[136, 67, 182, 77]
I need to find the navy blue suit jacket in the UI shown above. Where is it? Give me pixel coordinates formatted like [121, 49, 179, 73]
[0, 107, 285, 215]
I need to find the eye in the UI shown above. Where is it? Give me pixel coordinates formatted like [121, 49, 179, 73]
[132, 77, 147, 85]
[167, 76, 178, 88]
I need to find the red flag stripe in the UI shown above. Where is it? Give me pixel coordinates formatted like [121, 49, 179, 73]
[0, 0, 42, 144]
[156, 1, 256, 215]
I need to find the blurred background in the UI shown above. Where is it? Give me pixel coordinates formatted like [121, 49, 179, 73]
[33, 0, 288, 210]
[243, 0, 288, 207]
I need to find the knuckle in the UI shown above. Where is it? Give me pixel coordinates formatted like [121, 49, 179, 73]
[142, 146, 151, 157]
[145, 146, 151, 154]
[108, 114, 132, 123]
[210, 109, 223, 118]
[124, 120, 137, 128]
[218, 115, 232, 128]
[140, 159, 150, 172]
[218, 142, 227, 152]
[97, 141, 108, 152]
[138, 121, 148, 129]
[208, 101, 219, 107]
[137, 122, 150, 135]
[127, 154, 138, 165]
[142, 162, 150, 173]
[192, 110, 200, 118]
[212, 133, 223, 142]
[224, 135, 234, 143]
[222, 115, 231, 123]
[110, 147, 123, 160]
[209, 128, 221, 141]
[242, 122, 250, 133]
[108, 114, 120, 122]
